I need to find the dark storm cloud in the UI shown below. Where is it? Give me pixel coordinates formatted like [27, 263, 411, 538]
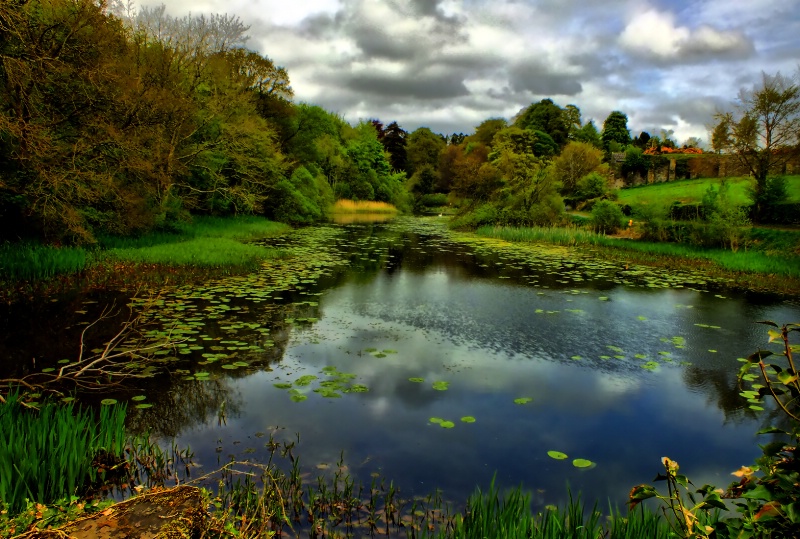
[343, 72, 470, 99]
[507, 60, 583, 96]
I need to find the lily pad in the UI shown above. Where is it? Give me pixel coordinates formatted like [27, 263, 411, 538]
[429, 417, 444, 424]
[409, 377, 425, 383]
[572, 459, 595, 468]
[432, 381, 449, 391]
[273, 382, 293, 389]
[547, 451, 568, 460]
[100, 398, 117, 406]
[290, 394, 308, 403]
[461, 416, 476, 423]
[439, 421, 455, 429]
[135, 403, 154, 409]
[131, 395, 148, 401]
[514, 397, 533, 405]
[295, 375, 318, 386]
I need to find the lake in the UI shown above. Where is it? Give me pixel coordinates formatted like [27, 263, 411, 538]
[1, 216, 797, 515]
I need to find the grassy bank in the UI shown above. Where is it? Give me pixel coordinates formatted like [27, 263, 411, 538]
[0, 216, 289, 289]
[615, 175, 800, 206]
[476, 225, 800, 292]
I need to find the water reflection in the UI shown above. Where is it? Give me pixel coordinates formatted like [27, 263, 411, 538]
[329, 213, 398, 225]
[1, 218, 798, 510]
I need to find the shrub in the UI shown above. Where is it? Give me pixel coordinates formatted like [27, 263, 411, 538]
[591, 200, 625, 234]
[576, 172, 608, 201]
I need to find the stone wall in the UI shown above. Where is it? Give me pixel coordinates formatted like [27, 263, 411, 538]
[615, 154, 800, 187]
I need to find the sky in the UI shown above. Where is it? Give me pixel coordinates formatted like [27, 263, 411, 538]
[137, 0, 800, 146]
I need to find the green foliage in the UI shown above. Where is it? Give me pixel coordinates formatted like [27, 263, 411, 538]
[634, 203, 672, 243]
[549, 141, 606, 194]
[601, 111, 631, 151]
[449, 204, 501, 230]
[270, 166, 333, 224]
[406, 127, 446, 178]
[417, 193, 449, 208]
[576, 172, 609, 201]
[620, 146, 647, 180]
[466, 118, 508, 148]
[573, 120, 603, 148]
[750, 176, 789, 216]
[591, 201, 625, 234]
[0, 396, 127, 515]
[513, 98, 571, 147]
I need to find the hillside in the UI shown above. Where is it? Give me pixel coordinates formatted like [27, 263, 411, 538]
[616, 175, 800, 207]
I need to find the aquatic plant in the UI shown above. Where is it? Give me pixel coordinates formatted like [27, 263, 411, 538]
[0, 395, 127, 514]
[421, 478, 678, 539]
[0, 242, 89, 282]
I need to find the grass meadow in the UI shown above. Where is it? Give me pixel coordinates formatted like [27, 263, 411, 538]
[615, 175, 800, 206]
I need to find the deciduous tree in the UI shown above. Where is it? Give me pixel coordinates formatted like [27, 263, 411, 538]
[601, 111, 631, 152]
[712, 71, 800, 209]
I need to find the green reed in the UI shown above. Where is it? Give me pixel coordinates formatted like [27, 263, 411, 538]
[0, 242, 89, 282]
[421, 479, 680, 539]
[477, 225, 800, 278]
[0, 395, 127, 515]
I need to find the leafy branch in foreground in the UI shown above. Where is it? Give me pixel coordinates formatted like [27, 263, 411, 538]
[630, 321, 800, 539]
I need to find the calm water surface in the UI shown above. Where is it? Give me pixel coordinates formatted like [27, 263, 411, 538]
[2, 217, 798, 510]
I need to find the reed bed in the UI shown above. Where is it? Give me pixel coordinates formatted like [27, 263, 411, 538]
[0, 243, 89, 282]
[421, 480, 678, 539]
[0, 395, 127, 514]
[177, 437, 679, 539]
[330, 199, 400, 214]
[103, 237, 282, 269]
[478, 225, 800, 279]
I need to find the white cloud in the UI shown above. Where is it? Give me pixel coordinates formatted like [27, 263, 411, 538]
[620, 9, 689, 58]
[619, 7, 752, 61]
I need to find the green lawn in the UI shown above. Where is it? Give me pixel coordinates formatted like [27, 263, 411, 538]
[616, 175, 800, 206]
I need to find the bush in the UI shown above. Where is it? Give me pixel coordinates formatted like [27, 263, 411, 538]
[591, 200, 625, 234]
[576, 172, 608, 201]
[636, 204, 671, 241]
[449, 204, 498, 230]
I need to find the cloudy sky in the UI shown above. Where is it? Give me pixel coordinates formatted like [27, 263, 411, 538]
[140, 0, 799, 145]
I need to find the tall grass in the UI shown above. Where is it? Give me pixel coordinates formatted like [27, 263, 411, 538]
[0, 243, 89, 282]
[477, 225, 800, 279]
[330, 200, 399, 214]
[422, 480, 678, 539]
[0, 395, 127, 514]
[103, 237, 283, 269]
